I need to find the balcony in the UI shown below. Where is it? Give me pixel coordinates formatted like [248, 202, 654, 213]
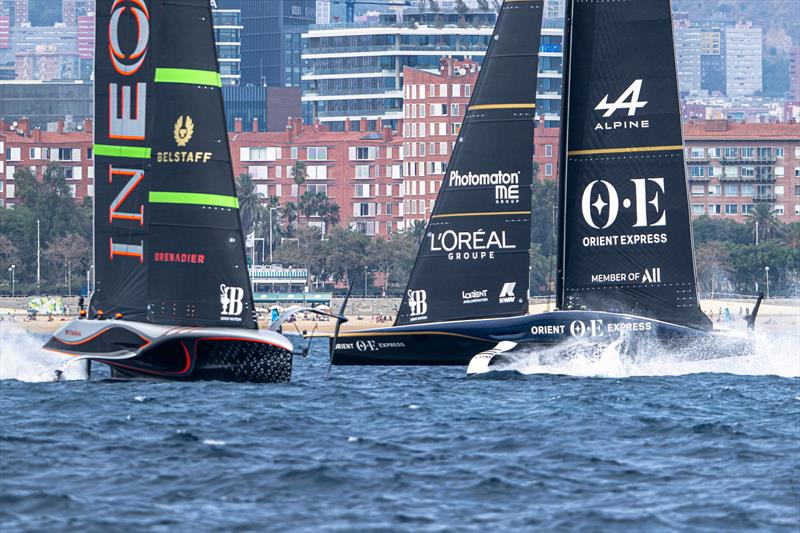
[688, 175, 709, 182]
[753, 192, 776, 202]
[720, 155, 776, 164]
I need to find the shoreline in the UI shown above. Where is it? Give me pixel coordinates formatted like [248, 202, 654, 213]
[2, 299, 797, 336]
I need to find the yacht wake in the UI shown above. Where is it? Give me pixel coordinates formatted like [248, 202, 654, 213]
[0, 323, 88, 382]
[485, 329, 800, 379]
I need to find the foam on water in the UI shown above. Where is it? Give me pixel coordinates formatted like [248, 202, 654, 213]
[491, 328, 800, 378]
[0, 323, 88, 382]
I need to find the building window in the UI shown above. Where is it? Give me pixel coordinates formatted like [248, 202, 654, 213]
[307, 147, 327, 161]
[353, 147, 377, 161]
[741, 167, 755, 178]
[290, 146, 298, 159]
[306, 184, 327, 195]
[723, 166, 738, 178]
[307, 165, 327, 180]
[451, 104, 460, 117]
[690, 185, 705, 196]
[464, 84, 471, 98]
[794, 167, 800, 178]
[794, 185, 800, 196]
[355, 165, 371, 179]
[775, 166, 784, 177]
[724, 184, 738, 196]
[544, 163, 553, 177]
[354, 184, 371, 198]
[690, 147, 705, 159]
[775, 147, 784, 158]
[708, 204, 721, 214]
[690, 166, 705, 178]
[741, 184, 754, 196]
[452, 84, 460, 97]
[742, 204, 754, 214]
[545, 144, 553, 157]
[691, 204, 705, 215]
[774, 204, 785, 216]
[708, 184, 720, 196]
[725, 204, 738, 215]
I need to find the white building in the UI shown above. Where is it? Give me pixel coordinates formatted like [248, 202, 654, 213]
[725, 23, 762, 98]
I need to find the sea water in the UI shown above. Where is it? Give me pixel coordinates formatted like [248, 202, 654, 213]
[1, 325, 798, 531]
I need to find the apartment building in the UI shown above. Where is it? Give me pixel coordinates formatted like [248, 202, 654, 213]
[229, 117, 404, 236]
[683, 120, 800, 222]
[0, 117, 94, 208]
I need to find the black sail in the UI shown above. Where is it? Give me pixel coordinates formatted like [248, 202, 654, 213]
[557, 0, 710, 330]
[395, 0, 543, 326]
[91, 0, 256, 329]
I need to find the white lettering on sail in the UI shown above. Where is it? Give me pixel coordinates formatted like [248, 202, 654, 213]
[408, 290, 428, 318]
[581, 180, 619, 229]
[448, 170, 520, 204]
[109, 83, 147, 140]
[220, 285, 244, 317]
[109, 167, 144, 225]
[595, 79, 648, 118]
[631, 178, 666, 227]
[581, 179, 667, 230]
[429, 229, 516, 261]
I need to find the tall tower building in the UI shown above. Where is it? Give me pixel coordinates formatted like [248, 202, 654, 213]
[62, 0, 77, 26]
[2, 0, 29, 26]
[790, 46, 800, 104]
[240, 0, 315, 87]
[725, 22, 762, 98]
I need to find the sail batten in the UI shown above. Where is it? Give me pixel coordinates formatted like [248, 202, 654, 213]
[395, 0, 544, 326]
[557, 0, 710, 330]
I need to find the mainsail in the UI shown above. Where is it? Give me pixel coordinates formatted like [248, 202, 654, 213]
[395, 0, 544, 326]
[557, 0, 710, 329]
[91, 0, 256, 329]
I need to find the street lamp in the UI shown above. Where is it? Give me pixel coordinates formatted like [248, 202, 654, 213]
[765, 266, 770, 299]
[269, 206, 279, 264]
[8, 265, 15, 298]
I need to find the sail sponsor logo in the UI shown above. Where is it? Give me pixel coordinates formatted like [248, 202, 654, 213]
[334, 340, 406, 352]
[408, 289, 428, 319]
[106, 1, 151, 263]
[582, 233, 668, 248]
[156, 115, 213, 164]
[594, 79, 650, 131]
[499, 282, 516, 303]
[429, 229, 516, 261]
[154, 252, 206, 264]
[581, 178, 667, 230]
[448, 170, 520, 204]
[590, 268, 662, 284]
[220, 284, 244, 319]
[174, 116, 194, 147]
[462, 289, 488, 304]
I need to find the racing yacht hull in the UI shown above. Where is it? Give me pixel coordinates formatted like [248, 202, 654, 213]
[331, 310, 752, 367]
[44, 319, 293, 383]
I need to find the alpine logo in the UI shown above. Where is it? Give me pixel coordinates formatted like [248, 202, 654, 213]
[594, 80, 651, 131]
[408, 289, 428, 318]
[220, 284, 244, 319]
[499, 282, 516, 303]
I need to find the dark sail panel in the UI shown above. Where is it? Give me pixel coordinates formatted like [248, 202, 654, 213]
[90, 0, 158, 321]
[558, 0, 710, 329]
[146, 0, 256, 328]
[395, 0, 543, 326]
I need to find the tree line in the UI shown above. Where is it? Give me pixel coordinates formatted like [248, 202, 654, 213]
[1, 163, 798, 298]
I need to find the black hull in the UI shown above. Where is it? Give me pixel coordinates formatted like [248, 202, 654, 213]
[44, 320, 294, 383]
[331, 310, 752, 366]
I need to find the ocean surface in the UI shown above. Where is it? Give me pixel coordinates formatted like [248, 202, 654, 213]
[1, 325, 799, 532]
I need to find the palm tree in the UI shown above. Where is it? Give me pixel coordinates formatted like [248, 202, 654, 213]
[321, 200, 340, 230]
[235, 173, 265, 235]
[781, 221, 800, 249]
[745, 202, 781, 244]
[282, 201, 299, 236]
[290, 160, 307, 196]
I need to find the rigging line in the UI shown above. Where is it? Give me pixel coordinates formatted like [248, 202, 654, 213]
[430, 211, 531, 219]
[567, 145, 684, 156]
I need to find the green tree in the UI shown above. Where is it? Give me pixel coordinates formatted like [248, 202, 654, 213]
[695, 242, 733, 297]
[290, 160, 308, 193]
[43, 233, 89, 296]
[282, 201, 299, 236]
[692, 215, 752, 245]
[234, 173, 265, 235]
[745, 202, 782, 243]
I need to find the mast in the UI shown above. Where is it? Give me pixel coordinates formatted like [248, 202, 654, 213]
[554, 0, 573, 310]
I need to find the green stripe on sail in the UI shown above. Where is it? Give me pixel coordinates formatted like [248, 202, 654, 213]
[155, 68, 222, 87]
[149, 191, 239, 209]
[94, 144, 151, 159]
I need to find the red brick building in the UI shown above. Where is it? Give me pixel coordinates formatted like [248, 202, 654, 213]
[402, 58, 560, 225]
[0, 118, 94, 208]
[230, 116, 404, 236]
[683, 119, 800, 222]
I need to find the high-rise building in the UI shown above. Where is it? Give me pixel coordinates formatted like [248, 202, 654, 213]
[790, 46, 800, 105]
[544, 0, 564, 18]
[0, 15, 9, 50]
[3, 0, 29, 26]
[302, 8, 564, 132]
[211, 3, 243, 85]
[725, 22, 762, 98]
[62, 0, 77, 26]
[239, 0, 316, 87]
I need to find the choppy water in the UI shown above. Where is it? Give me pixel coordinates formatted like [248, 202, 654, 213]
[1, 325, 799, 531]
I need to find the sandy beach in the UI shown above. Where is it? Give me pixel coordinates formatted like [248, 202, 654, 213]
[2, 299, 797, 336]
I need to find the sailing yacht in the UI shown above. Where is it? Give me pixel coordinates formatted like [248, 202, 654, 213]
[330, 0, 756, 368]
[44, 0, 294, 382]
